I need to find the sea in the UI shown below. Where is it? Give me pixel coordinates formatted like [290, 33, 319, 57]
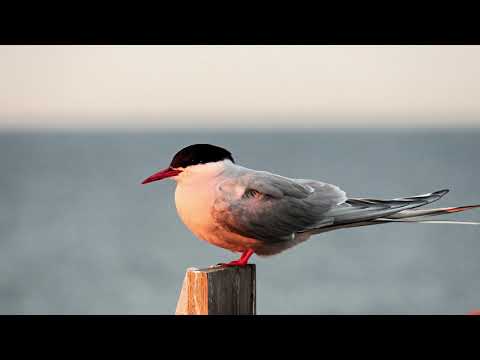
[1, 129, 479, 314]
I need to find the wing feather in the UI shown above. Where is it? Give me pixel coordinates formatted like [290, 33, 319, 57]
[212, 170, 346, 243]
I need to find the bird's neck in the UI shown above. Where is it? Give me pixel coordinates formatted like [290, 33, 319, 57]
[175, 160, 232, 186]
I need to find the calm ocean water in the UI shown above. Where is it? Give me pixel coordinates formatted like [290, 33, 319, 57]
[1, 129, 479, 314]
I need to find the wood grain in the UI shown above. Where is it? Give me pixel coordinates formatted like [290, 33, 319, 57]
[175, 264, 256, 315]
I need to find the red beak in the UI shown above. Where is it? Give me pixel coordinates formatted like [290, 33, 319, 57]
[141, 167, 182, 184]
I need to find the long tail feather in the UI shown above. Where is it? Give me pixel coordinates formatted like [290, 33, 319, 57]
[376, 204, 480, 225]
[375, 219, 480, 225]
[306, 192, 480, 235]
[386, 204, 480, 219]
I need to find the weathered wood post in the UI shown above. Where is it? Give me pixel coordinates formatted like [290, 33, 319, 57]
[175, 264, 256, 315]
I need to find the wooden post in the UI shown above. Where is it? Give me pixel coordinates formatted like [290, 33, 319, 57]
[175, 264, 256, 315]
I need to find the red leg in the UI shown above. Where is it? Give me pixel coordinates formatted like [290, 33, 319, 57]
[219, 249, 255, 267]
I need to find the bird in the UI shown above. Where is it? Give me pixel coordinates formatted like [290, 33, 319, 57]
[142, 144, 480, 267]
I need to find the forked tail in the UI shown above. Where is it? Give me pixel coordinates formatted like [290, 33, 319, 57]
[309, 189, 480, 234]
[376, 203, 480, 225]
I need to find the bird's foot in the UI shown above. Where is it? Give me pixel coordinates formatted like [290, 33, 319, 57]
[216, 249, 255, 267]
[217, 259, 250, 267]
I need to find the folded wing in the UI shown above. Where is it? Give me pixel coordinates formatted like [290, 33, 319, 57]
[212, 170, 347, 243]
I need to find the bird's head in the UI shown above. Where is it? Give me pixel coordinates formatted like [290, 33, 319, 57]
[141, 144, 235, 185]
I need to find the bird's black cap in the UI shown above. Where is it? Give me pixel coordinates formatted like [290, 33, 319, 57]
[169, 144, 235, 168]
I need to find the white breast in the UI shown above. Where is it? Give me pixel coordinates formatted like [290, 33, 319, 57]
[174, 178, 217, 240]
[173, 161, 260, 253]
[173, 161, 234, 250]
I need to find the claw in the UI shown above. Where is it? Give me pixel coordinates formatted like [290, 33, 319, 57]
[217, 249, 255, 268]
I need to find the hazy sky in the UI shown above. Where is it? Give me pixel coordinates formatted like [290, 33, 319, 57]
[1, 45, 480, 129]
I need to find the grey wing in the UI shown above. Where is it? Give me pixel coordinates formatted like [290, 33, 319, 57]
[212, 171, 347, 243]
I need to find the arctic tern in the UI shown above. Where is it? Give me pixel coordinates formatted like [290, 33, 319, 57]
[142, 144, 479, 267]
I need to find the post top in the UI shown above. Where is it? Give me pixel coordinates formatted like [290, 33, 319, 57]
[176, 263, 256, 315]
[186, 264, 256, 274]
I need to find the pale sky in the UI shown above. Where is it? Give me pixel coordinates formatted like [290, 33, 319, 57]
[1, 45, 480, 129]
